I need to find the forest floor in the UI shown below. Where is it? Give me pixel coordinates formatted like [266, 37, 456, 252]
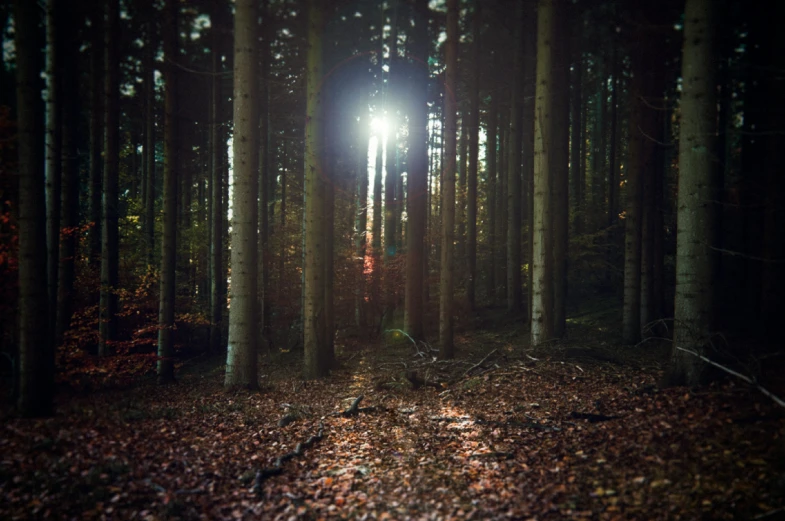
[2, 302, 785, 520]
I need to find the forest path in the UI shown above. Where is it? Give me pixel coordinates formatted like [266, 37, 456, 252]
[1, 315, 783, 520]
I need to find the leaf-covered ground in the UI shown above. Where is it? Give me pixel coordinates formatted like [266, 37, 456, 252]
[2, 311, 784, 520]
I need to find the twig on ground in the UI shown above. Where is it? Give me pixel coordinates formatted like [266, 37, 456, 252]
[675, 346, 785, 409]
[465, 349, 498, 376]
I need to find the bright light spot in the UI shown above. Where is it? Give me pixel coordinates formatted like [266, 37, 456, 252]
[371, 117, 390, 140]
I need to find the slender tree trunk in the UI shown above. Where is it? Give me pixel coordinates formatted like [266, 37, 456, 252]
[457, 113, 467, 264]
[622, 51, 645, 345]
[144, 0, 156, 267]
[355, 114, 369, 327]
[551, 0, 569, 337]
[225, 0, 260, 388]
[507, 1, 524, 313]
[404, 0, 429, 340]
[88, 3, 103, 266]
[569, 20, 583, 228]
[303, 0, 327, 379]
[495, 106, 508, 304]
[258, 0, 272, 347]
[209, 2, 225, 355]
[486, 92, 498, 301]
[439, 0, 458, 358]
[522, 2, 537, 321]
[99, 0, 120, 356]
[607, 38, 619, 227]
[55, 9, 78, 344]
[158, 0, 179, 382]
[466, 3, 481, 309]
[383, 2, 399, 326]
[15, 0, 52, 417]
[668, 0, 716, 386]
[45, 0, 61, 337]
[531, 0, 556, 345]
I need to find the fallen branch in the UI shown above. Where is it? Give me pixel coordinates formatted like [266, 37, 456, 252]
[251, 421, 325, 496]
[465, 349, 498, 376]
[675, 346, 785, 409]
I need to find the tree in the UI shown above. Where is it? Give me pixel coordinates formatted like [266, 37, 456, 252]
[15, 0, 52, 417]
[404, 0, 429, 341]
[530, 0, 557, 346]
[225, 0, 260, 389]
[506, 1, 524, 314]
[466, 3, 480, 309]
[440, 0, 459, 359]
[55, 4, 79, 344]
[383, 0, 399, 326]
[303, 0, 327, 379]
[157, 0, 179, 383]
[99, 0, 120, 356]
[143, 0, 156, 267]
[45, 0, 61, 336]
[88, 0, 103, 266]
[667, 0, 716, 386]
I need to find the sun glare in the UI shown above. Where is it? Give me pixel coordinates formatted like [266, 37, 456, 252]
[370, 116, 389, 139]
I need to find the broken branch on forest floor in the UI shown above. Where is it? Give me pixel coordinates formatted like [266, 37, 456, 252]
[675, 346, 785, 409]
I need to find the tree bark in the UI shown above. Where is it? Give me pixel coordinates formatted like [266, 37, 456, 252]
[158, 0, 179, 382]
[404, 0, 429, 341]
[668, 0, 716, 386]
[88, 1, 103, 266]
[466, 3, 481, 309]
[144, 0, 156, 267]
[507, 1, 524, 314]
[45, 0, 61, 337]
[486, 92, 498, 301]
[209, 1, 225, 355]
[439, 0, 458, 359]
[99, 0, 120, 356]
[15, 0, 52, 417]
[258, 0, 272, 347]
[225, 0, 260, 388]
[303, 0, 327, 379]
[530, 0, 556, 346]
[383, 0, 399, 327]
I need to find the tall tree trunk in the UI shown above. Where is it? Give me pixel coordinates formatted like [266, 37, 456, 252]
[569, 20, 583, 229]
[258, 0, 272, 347]
[383, 1, 399, 327]
[522, 7, 536, 321]
[144, 0, 156, 267]
[99, 0, 120, 356]
[495, 107, 508, 305]
[45, 0, 61, 337]
[622, 50, 645, 345]
[15, 0, 52, 417]
[466, 3, 481, 309]
[507, 1, 524, 313]
[486, 92, 498, 301]
[225, 0, 260, 388]
[404, 0, 429, 341]
[355, 114, 369, 327]
[550, 0, 569, 338]
[209, 2, 225, 355]
[607, 38, 619, 227]
[55, 8, 78, 344]
[158, 0, 179, 382]
[530, 0, 556, 345]
[88, 2, 103, 266]
[303, 0, 327, 379]
[457, 113, 467, 264]
[439, 0, 458, 359]
[668, 0, 716, 386]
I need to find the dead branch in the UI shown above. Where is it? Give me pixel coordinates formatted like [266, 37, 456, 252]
[465, 349, 498, 376]
[252, 421, 325, 496]
[675, 346, 785, 409]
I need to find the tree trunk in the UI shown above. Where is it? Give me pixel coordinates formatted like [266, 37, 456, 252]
[45, 0, 61, 337]
[495, 107, 507, 304]
[530, 0, 556, 345]
[225, 0, 260, 388]
[569, 20, 583, 229]
[209, 1, 225, 355]
[15, 0, 52, 417]
[258, 0, 272, 348]
[404, 0, 429, 341]
[88, 2, 103, 266]
[439, 0, 458, 359]
[303, 0, 327, 379]
[55, 8, 78, 345]
[99, 0, 119, 356]
[466, 3, 481, 309]
[383, 2, 399, 327]
[507, 1, 524, 313]
[144, 0, 156, 267]
[668, 0, 716, 386]
[621, 51, 645, 345]
[158, 0, 179, 382]
[486, 92, 498, 301]
[550, 0, 569, 338]
[355, 114, 369, 327]
[607, 38, 619, 227]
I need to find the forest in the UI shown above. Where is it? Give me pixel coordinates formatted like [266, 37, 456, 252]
[1, 0, 784, 518]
